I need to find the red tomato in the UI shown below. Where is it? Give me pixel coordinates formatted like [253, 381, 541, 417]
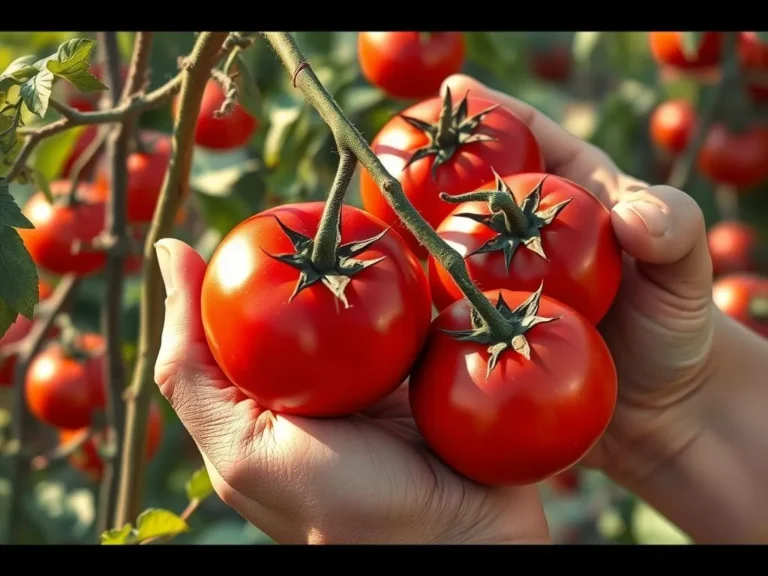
[358, 32, 465, 100]
[708, 221, 762, 276]
[19, 182, 107, 276]
[409, 287, 617, 486]
[713, 273, 768, 338]
[737, 32, 768, 102]
[25, 332, 106, 430]
[201, 202, 432, 417]
[173, 80, 258, 151]
[698, 124, 768, 189]
[428, 173, 622, 325]
[58, 400, 163, 482]
[360, 91, 544, 258]
[529, 45, 571, 82]
[650, 99, 697, 154]
[550, 468, 581, 494]
[649, 32, 724, 70]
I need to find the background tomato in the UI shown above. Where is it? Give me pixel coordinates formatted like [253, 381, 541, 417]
[649, 32, 724, 70]
[428, 173, 622, 325]
[713, 273, 768, 338]
[550, 469, 581, 495]
[529, 45, 571, 82]
[708, 221, 763, 276]
[360, 92, 544, 258]
[409, 288, 617, 486]
[357, 32, 465, 100]
[201, 202, 432, 417]
[650, 99, 697, 154]
[698, 124, 768, 189]
[25, 332, 106, 430]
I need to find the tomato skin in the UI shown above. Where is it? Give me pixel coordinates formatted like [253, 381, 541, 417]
[409, 289, 617, 486]
[25, 332, 106, 430]
[649, 32, 724, 70]
[698, 124, 768, 189]
[201, 202, 432, 417]
[19, 183, 107, 276]
[708, 221, 761, 276]
[59, 400, 163, 481]
[428, 173, 622, 325]
[360, 96, 544, 258]
[713, 273, 768, 338]
[650, 99, 697, 154]
[173, 80, 258, 151]
[358, 32, 465, 100]
[529, 45, 571, 82]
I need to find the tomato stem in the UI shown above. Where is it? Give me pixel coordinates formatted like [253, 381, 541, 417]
[440, 182, 530, 236]
[435, 88, 454, 148]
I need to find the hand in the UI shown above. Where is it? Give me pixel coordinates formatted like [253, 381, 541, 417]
[153, 238, 551, 544]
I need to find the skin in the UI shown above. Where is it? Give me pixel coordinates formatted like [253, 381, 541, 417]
[712, 273, 768, 338]
[650, 99, 697, 155]
[153, 75, 768, 544]
[707, 221, 761, 276]
[649, 32, 724, 70]
[698, 124, 768, 190]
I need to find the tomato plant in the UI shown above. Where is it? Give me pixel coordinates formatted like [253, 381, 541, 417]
[708, 221, 763, 276]
[529, 44, 571, 82]
[738, 32, 768, 101]
[713, 273, 768, 338]
[200, 202, 432, 417]
[357, 32, 465, 100]
[409, 287, 617, 486]
[58, 63, 129, 113]
[698, 124, 768, 189]
[649, 32, 724, 70]
[428, 172, 622, 325]
[25, 332, 106, 430]
[360, 89, 544, 257]
[650, 99, 697, 154]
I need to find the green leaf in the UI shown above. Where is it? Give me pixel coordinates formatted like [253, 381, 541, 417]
[101, 523, 138, 545]
[0, 114, 23, 176]
[0, 224, 38, 320]
[32, 124, 86, 181]
[0, 298, 16, 338]
[135, 508, 190, 542]
[680, 31, 705, 59]
[185, 466, 214, 502]
[755, 32, 768, 44]
[33, 170, 52, 203]
[633, 501, 692, 544]
[572, 32, 602, 64]
[20, 68, 54, 118]
[263, 96, 303, 169]
[39, 38, 107, 93]
[230, 53, 260, 119]
[0, 178, 33, 228]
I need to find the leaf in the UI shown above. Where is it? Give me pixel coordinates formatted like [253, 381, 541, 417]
[263, 95, 303, 169]
[32, 124, 85, 181]
[0, 178, 32, 228]
[33, 170, 52, 203]
[185, 467, 213, 502]
[0, 298, 16, 338]
[0, 116, 23, 176]
[572, 31, 602, 64]
[135, 508, 190, 542]
[679, 31, 705, 59]
[0, 224, 38, 319]
[230, 53, 260, 119]
[101, 523, 137, 545]
[20, 68, 53, 118]
[44, 39, 103, 84]
[633, 501, 692, 544]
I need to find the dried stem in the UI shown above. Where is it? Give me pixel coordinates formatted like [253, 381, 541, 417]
[114, 31, 230, 528]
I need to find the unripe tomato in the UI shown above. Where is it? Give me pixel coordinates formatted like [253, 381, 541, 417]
[58, 400, 163, 482]
[713, 273, 768, 339]
[650, 99, 697, 154]
[528, 45, 571, 83]
[358, 32, 465, 100]
[708, 221, 762, 276]
[649, 32, 724, 70]
[173, 80, 258, 151]
[25, 332, 106, 430]
[698, 124, 768, 189]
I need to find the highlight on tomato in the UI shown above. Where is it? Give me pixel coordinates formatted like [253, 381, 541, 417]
[409, 286, 617, 486]
[650, 99, 697, 155]
[698, 123, 768, 190]
[713, 273, 768, 339]
[708, 221, 764, 277]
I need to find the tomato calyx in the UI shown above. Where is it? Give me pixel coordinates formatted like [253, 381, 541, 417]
[749, 295, 768, 322]
[445, 284, 559, 378]
[441, 172, 572, 270]
[400, 87, 499, 179]
[262, 216, 389, 308]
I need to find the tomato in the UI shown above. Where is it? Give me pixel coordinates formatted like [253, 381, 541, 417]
[358, 32, 465, 100]
[173, 80, 258, 151]
[19, 182, 107, 276]
[92, 130, 173, 224]
[25, 332, 105, 430]
[201, 202, 432, 417]
[649, 32, 724, 70]
[58, 400, 163, 482]
[550, 468, 581, 495]
[650, 99, 697, 154]
[529, 45, 571, 82]
[698, 124, 768, 189]
[713, 273, 768, 338]
[360, 90, 544, 258]
[708, 221, 762, 276]
[428, 173, 622, 325]
[737, 32, 768, 102]
[409, 287, 617, 486]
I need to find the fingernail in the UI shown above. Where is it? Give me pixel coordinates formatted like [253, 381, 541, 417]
[155, 240, 174, 295]
[617, 200, 669, 237]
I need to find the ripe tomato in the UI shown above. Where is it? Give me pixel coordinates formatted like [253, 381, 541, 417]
[737, 32, 768, 102]
[409, 287, 617, 486]
[428, 173, 622, 325]
[25, 332, 106, 430]
[19, 182, 107, 276]
[360, 90, 544, 258]
[58, 400, 163, 482]
[173, 80, 258, 151]
[550, 468, 581, 495]
[358, 32, 465, 100]
[649, 32, 724, 70]
[698, 124, 768, 189]
[708, 221, 762, 276]
[713, 273, 768, 338]
[529, 45, 571, 82]
[650, 99, 697, 154]
[201, 202, 432, 417]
